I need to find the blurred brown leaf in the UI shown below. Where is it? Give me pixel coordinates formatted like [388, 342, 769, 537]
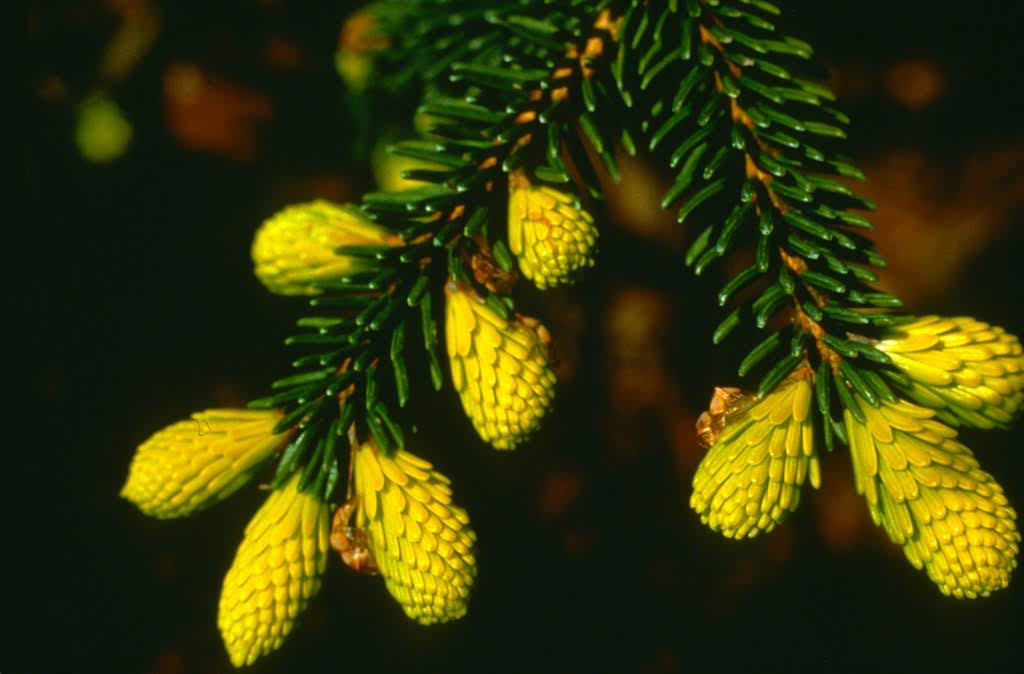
[163, 63, 273, 161]
[536, 470, 585, 519]
[602, 286, 697, 464]
[606, 151, 682, 248]
[263, 35, 305, 71]
[861, 145, 1024, 302]
[883, 58, 946, 110]
[100, 0, 160, 84]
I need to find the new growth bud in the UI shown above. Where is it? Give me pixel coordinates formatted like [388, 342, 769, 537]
[353, 443, 477, 624]
[876, 315, 1024, 429]
[844, 395, 1019, 598]
[691, 377, 820, 539]
[252, 199, 395, 296]
[445, 282, 557, 449]
[121, 409, 290, 519]
[507, 170, 598, 289]
[217, 474, 330, 667]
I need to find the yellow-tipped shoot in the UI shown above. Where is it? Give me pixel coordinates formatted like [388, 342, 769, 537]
[507, 170, 597, 289]
[876, 315, 1024, 429]
[844, 395, 1019, 598]
[691, 377, 820, 539]
[445, 282, 557, 449]
[353, 442, 477, 624]
[121, 408, 290, 519]
[217, 473, 330, 667]
[251, 199, 396, 296]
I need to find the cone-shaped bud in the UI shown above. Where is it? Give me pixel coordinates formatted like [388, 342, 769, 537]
[252, 199, 395, 295]
[876, 315, 1024, 429]
[121, 409, 290, 519]
[218, 473, 330, 667]
[844, 395, 1019, 598]
[691, 377, 821, 539]
[445, 282, 557, 449]
[507, 170, 597, 289]
[353, 442, 477, 624]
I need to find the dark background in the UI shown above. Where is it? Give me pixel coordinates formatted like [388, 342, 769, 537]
[19, 1, 1024, 672]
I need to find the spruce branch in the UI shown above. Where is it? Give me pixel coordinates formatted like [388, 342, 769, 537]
[120, 1, 1024, 666]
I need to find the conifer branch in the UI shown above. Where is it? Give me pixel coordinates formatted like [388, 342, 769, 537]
[121, 2, 1024, 666]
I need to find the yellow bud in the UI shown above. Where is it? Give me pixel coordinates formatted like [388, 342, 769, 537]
[353, 443, 477, 624]
[252, 200, 395, 296]
[336, 51, 373, 91]
[844, 396, 1019, 598]
[876, 315, 1024, 429]
[691, 377, 820, 539]
[218, 473, 330, 667]
[121, 409, 290, 519]
[508, 170, 597, 289]
[75, 92, 133, 163]
[445, 282, 557, 449]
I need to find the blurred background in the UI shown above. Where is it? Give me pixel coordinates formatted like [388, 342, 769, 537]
[20, 0, 1024, 672]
